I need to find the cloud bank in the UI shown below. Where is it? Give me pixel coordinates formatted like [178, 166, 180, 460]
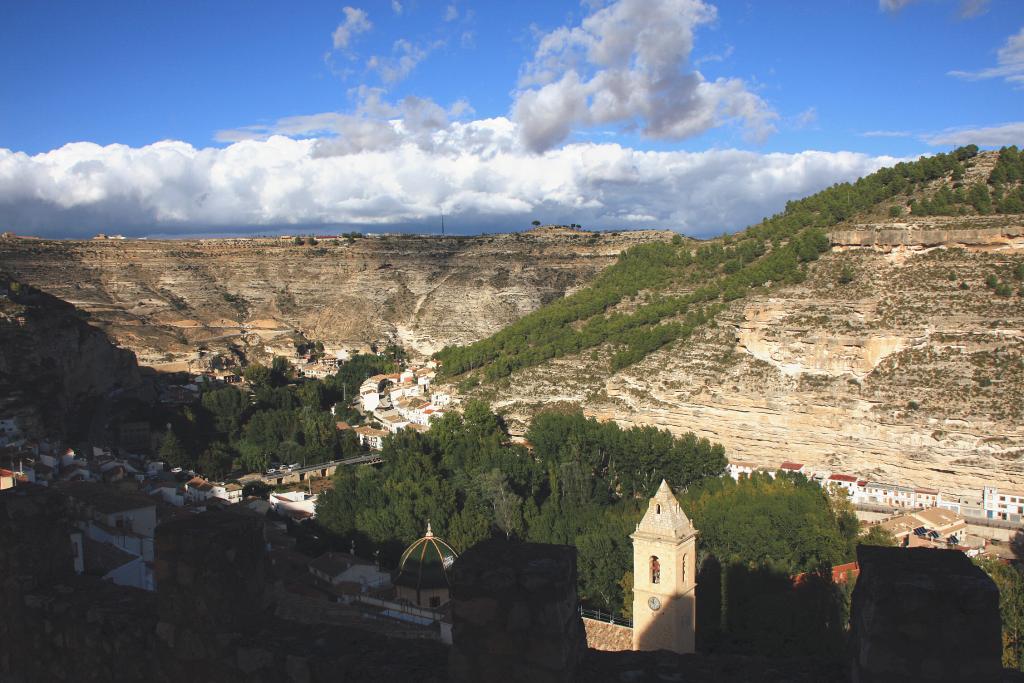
[0, 119, 896, 239]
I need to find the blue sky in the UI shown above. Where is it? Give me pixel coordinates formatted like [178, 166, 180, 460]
[0, 0, 1021, 237]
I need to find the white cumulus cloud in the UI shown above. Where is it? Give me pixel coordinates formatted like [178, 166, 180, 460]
[511, 0, 776, 152]
[332, 6, 372, 50]
[0, 119, 896, 239]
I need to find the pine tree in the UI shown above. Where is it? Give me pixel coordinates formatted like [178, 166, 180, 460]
[159, 429, 189, 468]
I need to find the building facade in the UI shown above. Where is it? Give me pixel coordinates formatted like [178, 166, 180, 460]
[631, 480, 698, 654]
[983, 486, 1024, 522]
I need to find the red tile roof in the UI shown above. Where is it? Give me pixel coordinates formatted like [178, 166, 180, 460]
[779, 461, 804, 470]
[828, 473, 858, 483]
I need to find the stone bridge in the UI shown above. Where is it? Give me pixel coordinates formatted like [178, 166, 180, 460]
[259, 454, 383, 486]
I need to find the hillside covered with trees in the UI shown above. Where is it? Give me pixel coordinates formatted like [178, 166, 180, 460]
[435, 145, 1019, 383]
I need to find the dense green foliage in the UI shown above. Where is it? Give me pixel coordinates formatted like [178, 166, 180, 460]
[911, 145, 1024, 216]
[316, 403, 727, 613]
[437, 146, 985, 381]
[681, 474, 860, 574]
[162, 352, 395, 476]
[858, 524, 896, 547]
[975, 558, 1024, 671]
[316, 401, 869, 654]
[679, 473, 861, 656]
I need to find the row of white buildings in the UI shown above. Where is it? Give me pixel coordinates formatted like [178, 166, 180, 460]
[353, 365, 453, 450]
[727, 460, 1024, 524]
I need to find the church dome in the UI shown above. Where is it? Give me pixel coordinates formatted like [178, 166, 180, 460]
[394, 522, 458, 592]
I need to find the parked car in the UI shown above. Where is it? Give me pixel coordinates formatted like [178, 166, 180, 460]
[288, 462, 301, 471]
[266, 468, 277, 475]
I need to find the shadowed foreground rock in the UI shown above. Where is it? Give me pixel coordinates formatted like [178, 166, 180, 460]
[849, 545, 1002, 682]
[448, 538, 586, 683]
[0, 485, 447, 682]
[2, 485, 1018, 682]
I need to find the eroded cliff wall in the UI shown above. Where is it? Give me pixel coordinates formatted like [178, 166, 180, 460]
[0, 276, 148, 440]
[0, 229, 670, 365]
[489, 224, 1024, 497]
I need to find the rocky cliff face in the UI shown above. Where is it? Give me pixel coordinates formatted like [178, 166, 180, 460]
[486, 220, 1024, 497]
[0, 276, 147, 440]
[0, 228, 670, 366]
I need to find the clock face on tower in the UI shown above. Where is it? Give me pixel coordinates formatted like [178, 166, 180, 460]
[648, 596, 661, 611]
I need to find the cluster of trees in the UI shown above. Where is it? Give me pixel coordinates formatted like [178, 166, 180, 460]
[315, 403, 728, 613]
[910, 145, 1024, 216]
[314, 402, 900, 660]
[677, 473, 866, 656]
[157, 352, 397, 478]
[990, 145, 1024, 185]
[438, 147, 983, 383]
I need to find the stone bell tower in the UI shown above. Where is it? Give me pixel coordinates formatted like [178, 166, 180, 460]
[631, 479, 698, 653]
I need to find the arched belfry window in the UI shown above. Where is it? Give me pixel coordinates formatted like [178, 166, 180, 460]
[656, 504, 661, 514]
[650, 556, 660, 584]
[681, 555, 687, 584]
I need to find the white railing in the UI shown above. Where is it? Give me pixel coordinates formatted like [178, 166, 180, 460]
[579, 606, 632, 628]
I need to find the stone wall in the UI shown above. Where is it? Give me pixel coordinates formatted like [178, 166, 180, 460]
[448, 538, 586, 683]
[849, 545, 1002, 682]
[582, 617, 633, 651]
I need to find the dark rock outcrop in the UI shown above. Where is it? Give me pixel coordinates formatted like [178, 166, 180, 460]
[448, 538, 586, 683]
[0, 275, 149, 440]
[0, 485, 447, 683]
[849, 545, 1003, 682]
